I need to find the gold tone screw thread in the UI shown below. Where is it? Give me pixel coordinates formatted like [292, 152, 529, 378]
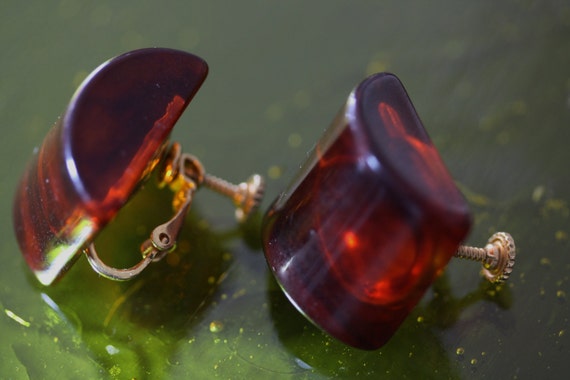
[455, 232, 516, 283]
[203, 173, 265, 222]
[455, 245, 488, 263]
[203, 175, 240, 199]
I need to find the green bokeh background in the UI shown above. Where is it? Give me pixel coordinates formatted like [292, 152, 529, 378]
[1, 1, 569, 379]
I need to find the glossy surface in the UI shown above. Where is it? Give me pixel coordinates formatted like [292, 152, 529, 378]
[263, 73, 471, 349]
[13, 48, 208, 285]
[2, 2, 567, 378]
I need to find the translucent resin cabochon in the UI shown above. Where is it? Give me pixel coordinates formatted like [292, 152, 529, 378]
[13, 48, 208, 285]
[262, 73, 471, 349]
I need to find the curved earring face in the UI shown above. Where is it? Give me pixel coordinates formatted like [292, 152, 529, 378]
[13, 48, 208, 285]
[262, 73, 471, 349]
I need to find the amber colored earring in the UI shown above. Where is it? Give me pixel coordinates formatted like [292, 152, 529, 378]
[12, 48, 264, 286]
[261, 73, 516, 350]
[13, 49, 515, 351]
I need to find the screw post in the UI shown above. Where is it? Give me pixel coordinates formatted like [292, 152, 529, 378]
[454, 232, 516, 283]
[159, 143, 265, 222]
[203, 173, 265, 222]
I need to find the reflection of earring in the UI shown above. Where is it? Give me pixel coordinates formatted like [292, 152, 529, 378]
[261, 73, 516, 350]
[12, 48, 264, 286]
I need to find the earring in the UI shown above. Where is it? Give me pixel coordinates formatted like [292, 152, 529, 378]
[261, 73, 516, 350]
[12, 48, 264, 286]
[13, 48, 516, 352]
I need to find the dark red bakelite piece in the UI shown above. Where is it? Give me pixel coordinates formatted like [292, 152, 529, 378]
[13, 48, 208, 285]
[262, 73, 471, 349]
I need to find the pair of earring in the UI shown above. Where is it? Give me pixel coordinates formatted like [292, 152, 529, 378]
[13, 48, 516, 350]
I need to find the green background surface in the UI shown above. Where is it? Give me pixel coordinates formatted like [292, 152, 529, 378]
[1, 1, 569, 379]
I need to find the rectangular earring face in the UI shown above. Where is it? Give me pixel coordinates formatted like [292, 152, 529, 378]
[262, 73, 471, 349]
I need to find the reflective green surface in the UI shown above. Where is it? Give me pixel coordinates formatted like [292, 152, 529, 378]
[1, 1, 569, 378]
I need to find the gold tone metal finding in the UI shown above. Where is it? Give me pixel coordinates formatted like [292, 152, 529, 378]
[160, 143, 265, 221]
[455, 232, 516, 283]
[84, 142, 264, 281]
[203, 174, 265, 222]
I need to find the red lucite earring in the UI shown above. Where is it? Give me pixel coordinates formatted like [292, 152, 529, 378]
[13, 48, 264, 286]
[261, 73, 516, 350]
[13, 49, 515, 351]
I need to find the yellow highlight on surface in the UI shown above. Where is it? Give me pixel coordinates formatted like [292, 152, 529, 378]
[5, 309, 31, 327]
